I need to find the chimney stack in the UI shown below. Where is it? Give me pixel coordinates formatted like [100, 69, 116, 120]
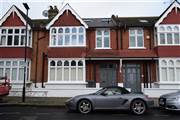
[48, 5, 59, 19]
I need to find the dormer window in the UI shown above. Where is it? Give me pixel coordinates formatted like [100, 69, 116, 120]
[158, 25, 180, 45]
[49, 26, 86, 47]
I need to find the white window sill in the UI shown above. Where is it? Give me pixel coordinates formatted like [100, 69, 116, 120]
[95, 47, 112, 50]
[128, 47, 146, 50]
[157, 44, 180, 46]
[49, 45, 86, 48]
[46, 81, 87, 85]
[155, 82, 180, 85]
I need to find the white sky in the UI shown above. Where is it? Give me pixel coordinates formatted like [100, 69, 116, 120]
[0, 0, 177, 19]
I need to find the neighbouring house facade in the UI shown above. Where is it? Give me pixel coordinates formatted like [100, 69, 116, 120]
[0, 1, 180, 97]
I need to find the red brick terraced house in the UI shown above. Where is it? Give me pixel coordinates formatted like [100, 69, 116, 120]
[0, 1, 180, 97]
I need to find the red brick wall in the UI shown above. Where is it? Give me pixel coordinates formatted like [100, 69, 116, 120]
[155, 46, 180, 57]
[53, 10, 82, 26]
[160, 8, 180, 24]
[2, 12, 25, 26]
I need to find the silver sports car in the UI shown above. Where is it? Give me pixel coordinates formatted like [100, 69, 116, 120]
[159, 91, 180, 111]
[65, 86, 154, 115]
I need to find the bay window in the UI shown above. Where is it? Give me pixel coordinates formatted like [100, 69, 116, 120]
[159, 58, 180, 83]
[50, 26, 86, 47]
[158, 25, 180, 45]
[48, 59, 85, 82]
[0, 27, 32, 47]
[0, 59, 30, 82]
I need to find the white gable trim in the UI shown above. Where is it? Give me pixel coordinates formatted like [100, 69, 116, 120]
[46, 4, 88, 29]
[0, 5, 31, 29]
[155, 1, 180, 27]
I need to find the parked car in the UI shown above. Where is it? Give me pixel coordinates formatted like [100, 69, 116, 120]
[0, 77, 11, 97]
[159, 91, 180, 111]
[65, 86, 154, 115]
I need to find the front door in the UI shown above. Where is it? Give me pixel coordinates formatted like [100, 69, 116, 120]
[99, 64, 117, 87]
[123, 64, 141, 93]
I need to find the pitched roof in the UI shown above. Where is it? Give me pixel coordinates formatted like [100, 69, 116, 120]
[0, 5, 32, 28]
[46, 3, 88, 29]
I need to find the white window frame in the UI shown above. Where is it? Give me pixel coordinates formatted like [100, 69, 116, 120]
[48, 58, 86, 83]
[157, 25, 180, 46]
[49, 26, 86, 47]
[95, 28, 111, 49]
[0, 27, 32, 47]
[129, 28, 145, 49]
[159, 58, 180, 83]
[0, 59, 31, 83]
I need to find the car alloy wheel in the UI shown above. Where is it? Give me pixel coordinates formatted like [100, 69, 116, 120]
[78, 99, 92, 114]
[131, 99, 146, 115]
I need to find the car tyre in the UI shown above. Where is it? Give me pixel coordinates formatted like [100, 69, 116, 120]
[78, 99, 92, 114]
[130, 99, 147, 115]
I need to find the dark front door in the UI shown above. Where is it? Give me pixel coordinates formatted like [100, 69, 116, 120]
[123, 64, 141, 93]
[99, 64, 117, 87]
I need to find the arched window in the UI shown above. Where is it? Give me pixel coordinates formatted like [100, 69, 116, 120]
[174, 26, 179, 32]
[168, 60, 174, 66]
[176, 60, 180, 66]
[78, 61, 83, 66]
[57, 61, 62, 66]
[167, 26, 172, 31]
[51, 28, 56, 33]
[72, 28, 77, 33]
[71, 60, 76, 66]
[65, 28, 70, 33]
[50, 60, 55, 66]
[159, 26, 165, 31]
[79, 27, 84, 33]
[161, 60, 167, 66]
[64, 61, 69, 66]
[58, 28, 63, 33]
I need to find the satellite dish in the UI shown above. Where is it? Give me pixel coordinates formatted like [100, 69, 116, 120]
[42, 10, 48, 17]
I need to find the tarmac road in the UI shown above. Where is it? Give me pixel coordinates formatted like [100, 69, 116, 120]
[0, 106, 180, 120]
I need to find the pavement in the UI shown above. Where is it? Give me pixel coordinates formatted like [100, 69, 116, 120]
[0, 96, 159, 107]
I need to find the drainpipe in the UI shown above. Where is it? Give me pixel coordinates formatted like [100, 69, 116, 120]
[42, 52, 47, 88]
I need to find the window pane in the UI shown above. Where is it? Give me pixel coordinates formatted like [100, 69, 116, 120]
[6, 61, 11, 66]
[159, 26, 165, 31]
[71, 68, 76, 81]
[51, 35, 56, 45]
[18, 68, 24, 81]
[52, 28, 56, 33]
[58, 35, 63, 45]
[7, 36, 12, 45]
[50, 68, 55, 81]
[161, 60, 167, 66]
[64, 61, 69, 66]
[14, 36, 19, 45]
[167, 26, 172, 31]
[5, 68, 10, 79]
[130, 36, 135, 47]
[57, 61, 62, 66]
[137, 36, 143, 47]
[72, 28, 76, 33]
[65, 28, 70, 33]
[21, 29, 25, 34]
[71, 61, 76, 66]
[2, 29, 6, 34]
[0, 61, 4, 66]
[58, 28, 63, 33]
[137, 29, 143, 34]
[104, 37, 109, 47]
[78, 61, 83, 66]
[174, 33, 179, 44]
[169, 68, 175, 81]
[161, 68, 167, 81]
[15, 29, 19, 34]
[176, 60, 180, 66]
[79, 35, 84, 45]
[176, 68, 180, 81]
[97, 30, 102, 35]
[13, 61, 18, 66]
[12, 68, 17, 81]
[129, 30, 135, 35]
[174, 26, 179, 31]
[50, 61, 55, 66]
[104, 30, 109, 35]
[160, 33, 165, 44]
[0, 36, 6, 45]
[64, 68, 69, 81]
[21, 36, 25, 45]
[167, 33, 173, 44]
[96, 37, 102, 47]
[79, 27, 84, 33]
[57, 68, 62, 81]
[8, 29, 13, 34]
[72, 35, 77, 45]
[78, 68, 83, 81]
[0, 68, 3, 77]
[65, 35, 70, 45]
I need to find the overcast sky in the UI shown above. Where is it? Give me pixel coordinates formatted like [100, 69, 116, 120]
[0, 0, 177, 19]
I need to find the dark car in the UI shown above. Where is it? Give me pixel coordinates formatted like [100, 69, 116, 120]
[65, 86, 154, 115]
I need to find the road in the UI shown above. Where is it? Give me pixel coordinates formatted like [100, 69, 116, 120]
[0, 106, 180, 120]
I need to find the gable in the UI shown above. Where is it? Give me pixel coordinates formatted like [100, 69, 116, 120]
[1, 12, 25, 26]
[53, 10, 82, 26]
[160, 7, 180, 24]
[46, 3, 88, 29]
